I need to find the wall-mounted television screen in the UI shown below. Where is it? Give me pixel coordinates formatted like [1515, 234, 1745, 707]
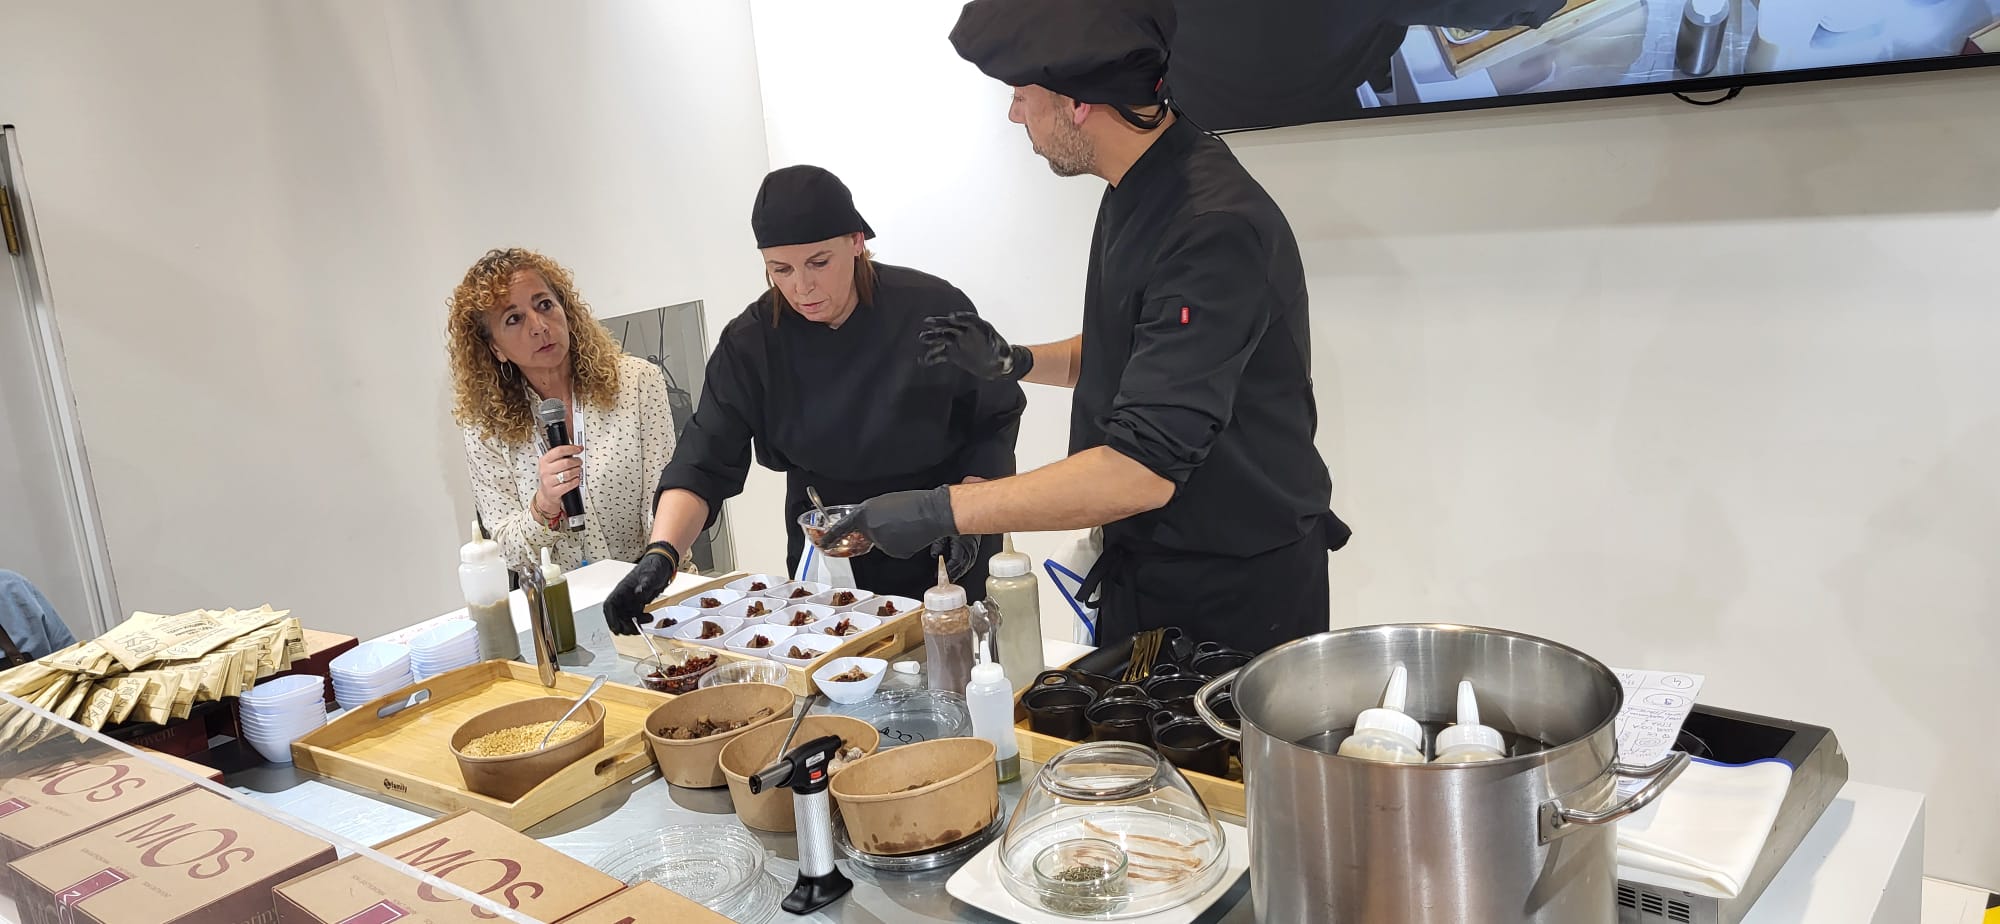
[1168, 0, 2000, 130]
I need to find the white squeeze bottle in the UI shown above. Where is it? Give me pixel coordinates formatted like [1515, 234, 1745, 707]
[1337, 664, 1427, 764]
[966, 659, 1021, 783]
[460, 524, 519, 661]
[1434, 680, 1507, 764]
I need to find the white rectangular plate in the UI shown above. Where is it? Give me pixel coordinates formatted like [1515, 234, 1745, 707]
[945, 820, 1249, 923]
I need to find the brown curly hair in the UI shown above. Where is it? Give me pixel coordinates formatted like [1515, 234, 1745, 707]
[447, 248, 623, 445]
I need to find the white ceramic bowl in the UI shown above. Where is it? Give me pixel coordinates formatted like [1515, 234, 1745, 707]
[761, 603, 838, 631]
[239, 675, 325, 707]
[768, 633, 843, 667]
[812, 657, 889, 704]
[858, 595, 921, 621]
[724, 624, 801, 659]
[807, 588, 876, 612]
[715, 597, 782, 623]
[410, 620, 477, 653]
[644, 606, 702, 636]
[726, 573, 788, 597]
[767, 581, 829, 604]
[813, 612, 881, 640]
[672, 615, 746, 647]
[331, 641, 412, 678]
[682, 588, 747, 612]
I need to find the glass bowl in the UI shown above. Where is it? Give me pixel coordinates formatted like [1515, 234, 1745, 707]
[635, 649, 721, 695]
[592, 825, 770, 911]
[823, 688, 971, 749]
[798, 506, 872, 558]
[700, 660, 792, 689]
[998, 742, 1227, 919]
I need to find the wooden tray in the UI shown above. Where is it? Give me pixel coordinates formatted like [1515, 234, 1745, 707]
[1431, 0, 1642, 77]
[611, 571, 928, 696]
[290, 660, 671, 830]
[1009, 651, 1247, 818]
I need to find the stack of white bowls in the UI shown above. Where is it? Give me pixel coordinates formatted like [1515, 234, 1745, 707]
[329, 641, 414, 709]
[236, 675, 328, 765]
[409, 620, 480, 679]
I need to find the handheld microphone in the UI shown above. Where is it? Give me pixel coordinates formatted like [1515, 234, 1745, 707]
[536, 398, 586, 532]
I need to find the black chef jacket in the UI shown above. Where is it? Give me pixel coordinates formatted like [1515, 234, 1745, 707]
[1075, 117, 1350, 653]
[656, 263, 1026, 599]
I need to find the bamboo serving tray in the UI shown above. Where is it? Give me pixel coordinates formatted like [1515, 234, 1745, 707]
[1009, 651, 1248, 818]
[611, 571, 928, 696]
[290, 660, 671, 830]
[1431, 0, 1642, 77]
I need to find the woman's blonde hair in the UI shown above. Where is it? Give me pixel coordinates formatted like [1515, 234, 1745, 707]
[447, 248, 622, 445]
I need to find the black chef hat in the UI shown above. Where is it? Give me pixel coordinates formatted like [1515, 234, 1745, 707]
[949, 0, 1175, 111]
[751, 165, 876, 250]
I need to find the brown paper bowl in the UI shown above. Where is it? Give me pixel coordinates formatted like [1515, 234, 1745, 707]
[829, 737, 999, 856]
[643, 682, 794, 788]
[449, 696, 608, 802]
[720, 715, 882, 832]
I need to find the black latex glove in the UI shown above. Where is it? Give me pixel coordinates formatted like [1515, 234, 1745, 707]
[603, 541, 681, 635]
[934, 535, 981, 581]
[816, 487, 958, 560]
[919, 311, 1033, 382]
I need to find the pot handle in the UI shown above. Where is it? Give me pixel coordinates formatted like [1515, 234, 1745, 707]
[1539, 751, 1691, 842]
[1193, 670, 1240, 742]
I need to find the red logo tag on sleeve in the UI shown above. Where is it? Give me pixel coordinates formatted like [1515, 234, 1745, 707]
[1180, 306, 1190, 325]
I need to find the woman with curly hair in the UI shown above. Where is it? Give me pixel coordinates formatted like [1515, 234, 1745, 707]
[448, 248, 675, 572]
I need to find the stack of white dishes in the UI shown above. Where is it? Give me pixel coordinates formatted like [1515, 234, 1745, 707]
[237, 675, 328, 765]
[409, 620, 480, 679]
[329, 641, 414, 709]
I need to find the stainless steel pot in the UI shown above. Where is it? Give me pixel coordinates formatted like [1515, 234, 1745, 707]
[1195, 624, 1687, 924]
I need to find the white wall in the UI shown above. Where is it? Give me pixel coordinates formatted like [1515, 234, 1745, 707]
[0, 1, 773, 641]
[749, 0, 2000, 885]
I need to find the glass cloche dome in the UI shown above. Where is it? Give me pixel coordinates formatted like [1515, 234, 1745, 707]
[998, 742, 1228, 919]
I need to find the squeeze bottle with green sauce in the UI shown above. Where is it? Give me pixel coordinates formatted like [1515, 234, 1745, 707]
[540, 547, 577, 654]
[986, 535, 1045, 686]
[1337, 663, 1427, 764]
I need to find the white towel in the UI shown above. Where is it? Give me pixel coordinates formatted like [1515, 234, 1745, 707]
[1615, 759, 1793, 900]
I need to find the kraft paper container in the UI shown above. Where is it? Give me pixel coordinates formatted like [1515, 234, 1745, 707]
[830, 737, 999, 856]
[449, 697, 608, 802]
[642, 683, 793, 789]
[719, 715, 880, 832]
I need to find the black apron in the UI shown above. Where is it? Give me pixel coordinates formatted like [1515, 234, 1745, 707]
[783, 465, 997, 602]
[1080, 513, 1344, 655]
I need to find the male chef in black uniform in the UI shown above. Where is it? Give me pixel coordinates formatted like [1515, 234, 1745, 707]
[820, 0, 1349, 653]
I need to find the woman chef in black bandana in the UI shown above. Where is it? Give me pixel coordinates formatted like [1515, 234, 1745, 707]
[602, 166, 1026, 634]
[820, 0, 1351, 655]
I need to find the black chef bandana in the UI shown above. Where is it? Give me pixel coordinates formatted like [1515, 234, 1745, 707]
[949, 0, 1175, 124]
[751, 165, 876, 250]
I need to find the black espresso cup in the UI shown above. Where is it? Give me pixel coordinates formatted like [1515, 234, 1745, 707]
[1190, 648, 1252, 678]
[1023, 684, 1094, 740]
[1086, 696, 1156, 747]
[1143, 675, 1208, 717]
[1151, 711, 1233, 778]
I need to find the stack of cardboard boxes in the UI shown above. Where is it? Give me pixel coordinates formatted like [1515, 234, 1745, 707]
[2, 751, 732, 924]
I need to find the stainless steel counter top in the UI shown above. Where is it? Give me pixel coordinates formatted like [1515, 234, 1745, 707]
[231, 595, 1254, 923]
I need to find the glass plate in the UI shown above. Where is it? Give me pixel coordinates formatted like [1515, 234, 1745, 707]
[822, 688, 971, 749]
[834, 803, 1010, 872]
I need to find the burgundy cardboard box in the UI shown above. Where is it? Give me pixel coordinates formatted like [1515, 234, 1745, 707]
[274, 811, 620, 924]
[8, 788, 336, 924]
[555, 882, 731, 924]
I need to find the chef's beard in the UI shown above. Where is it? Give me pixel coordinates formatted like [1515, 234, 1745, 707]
[1034, 117, 1096, 178]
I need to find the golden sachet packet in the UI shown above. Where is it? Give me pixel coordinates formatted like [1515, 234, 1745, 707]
[97, 609, 217, 672]
[78, 686, 118, 732]
[107, 673, 151, 725]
